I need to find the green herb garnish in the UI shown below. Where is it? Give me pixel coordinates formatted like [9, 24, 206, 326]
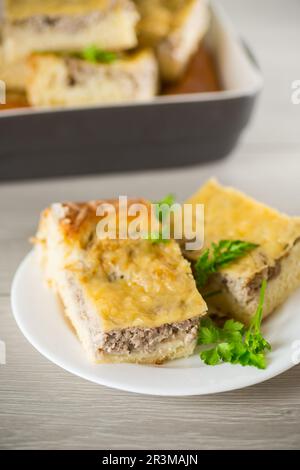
[154, 194, 175, 223]
[145, 230, 171, 244]
[80, 45, 117, 64]
[195, 240, 259, 289]
[145, 194, 176, 245]
[198, 279, 271, 369]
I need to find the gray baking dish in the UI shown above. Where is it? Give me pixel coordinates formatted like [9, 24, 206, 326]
[0, 2, 263, 181]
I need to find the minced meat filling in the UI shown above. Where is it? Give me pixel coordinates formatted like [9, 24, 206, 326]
[12, 11, 106, 33]
[65, 58, 99, 85]
[102, 317, 200, 354]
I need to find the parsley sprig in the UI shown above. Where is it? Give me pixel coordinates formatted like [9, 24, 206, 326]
[198, 279, 271, 369]
[195, 240, 259, 289]
[144, 228, 171, 245]
[154, 194, 175, 223]
[79, 45, 117, 64]
[147, 194, 176, 244]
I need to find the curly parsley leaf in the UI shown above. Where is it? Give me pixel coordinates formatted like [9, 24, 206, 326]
[154, 194, 176, 223]
[195, 240, 259, 289]
[80, 45, 117, 64]
[198, 318, 221, 344]
[201, 347, 221, 366]
[145, 230, 171, 244]
[198, 317, 244, 346]
[145, 194, 176, 245]
[198, 280, 271, 369]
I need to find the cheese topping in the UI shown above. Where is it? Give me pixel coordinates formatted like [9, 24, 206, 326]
[185, 179, 300, 278]
[67, 238, 206, 331]
[136, 0, 198, 46]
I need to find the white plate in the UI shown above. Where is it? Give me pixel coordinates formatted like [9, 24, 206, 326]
[11, 251, 300, 396]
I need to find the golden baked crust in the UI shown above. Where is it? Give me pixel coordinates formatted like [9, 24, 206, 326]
[46, 199, 151, 239]
[136, 0, 193, 46]
[6, 0, 130, 20]
[135, 0, 209, 80]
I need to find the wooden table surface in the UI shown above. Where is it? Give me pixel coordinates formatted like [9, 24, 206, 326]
[1, 0, 300, 450]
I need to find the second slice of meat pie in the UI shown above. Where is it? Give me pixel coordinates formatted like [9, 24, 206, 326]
[184, 179, 300, 325]
[34, 199, 207, 364]
[26, 49, 158, 107]
[3, 0, 139, 62]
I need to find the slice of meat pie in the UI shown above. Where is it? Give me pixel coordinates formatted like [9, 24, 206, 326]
[184, 179, 300, 324]
[26, 49, 158, 107]
[3, 0, 139, 62]
[34, 200, 207, 363]
[135, 0, 210, 81]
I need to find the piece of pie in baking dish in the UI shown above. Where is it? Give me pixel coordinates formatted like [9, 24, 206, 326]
[34, 199, 207, 364]
[184, 179, 300, 325]
[3, 0, 139, 62]
[26, 49, 158, 107]
[135, 0, 210, 81]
